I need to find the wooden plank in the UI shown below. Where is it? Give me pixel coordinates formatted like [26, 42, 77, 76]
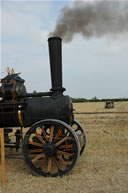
[0, 128, 6, 185]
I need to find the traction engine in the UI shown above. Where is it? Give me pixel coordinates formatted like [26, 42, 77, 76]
[0, 37, 86, 177]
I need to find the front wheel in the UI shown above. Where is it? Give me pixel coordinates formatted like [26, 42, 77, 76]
[22, 119, 80, 177]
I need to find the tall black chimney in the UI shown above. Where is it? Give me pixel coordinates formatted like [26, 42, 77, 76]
[48, 37, 65, 95]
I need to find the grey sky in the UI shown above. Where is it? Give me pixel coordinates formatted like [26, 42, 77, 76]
[1, 0, 128, 99]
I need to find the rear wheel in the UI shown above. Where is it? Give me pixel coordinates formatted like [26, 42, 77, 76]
[22, 119, 80, 177]
[71, 120, 86, 155]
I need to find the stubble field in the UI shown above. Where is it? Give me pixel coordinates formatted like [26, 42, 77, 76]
[0, 101, 128, 193]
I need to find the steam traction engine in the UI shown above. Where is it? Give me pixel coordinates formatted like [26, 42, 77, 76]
[0, 37, 86, 177]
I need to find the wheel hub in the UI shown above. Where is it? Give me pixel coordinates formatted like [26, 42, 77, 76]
[43, 143, 56, 157]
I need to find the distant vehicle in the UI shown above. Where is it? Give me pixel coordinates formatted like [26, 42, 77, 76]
[105, 101, 114, 108]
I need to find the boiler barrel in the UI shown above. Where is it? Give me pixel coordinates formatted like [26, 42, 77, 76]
[0, 95, 73, 127]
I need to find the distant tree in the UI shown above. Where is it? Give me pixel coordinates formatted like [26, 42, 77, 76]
[91, 96, 98, 101]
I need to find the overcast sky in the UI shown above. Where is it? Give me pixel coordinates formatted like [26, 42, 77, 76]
[1, 0, 128, 99]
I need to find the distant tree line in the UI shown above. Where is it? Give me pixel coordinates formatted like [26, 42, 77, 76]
[72, 97, 128, 103]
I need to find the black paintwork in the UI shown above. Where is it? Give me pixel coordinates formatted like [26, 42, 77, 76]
[0, 37, 74, 128]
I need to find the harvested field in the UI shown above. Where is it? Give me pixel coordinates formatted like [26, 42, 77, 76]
[0, 101, 128, 193]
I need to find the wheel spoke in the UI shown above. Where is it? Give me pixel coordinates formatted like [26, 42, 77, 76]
[56, 136, 69, 147]
[31, 153, 44, 163]
[41, 127, 48, 141]
[49, 125, 54, 142]
[57, 156, 68, 166]
[81, 142, 85, 148]
[72, 124, 79, 132]
[29, 141, 43, 147]
[47, 158, 52, 173]
[35, 133, 46, 144]
[57, 150, 73, 157]
[39, 156, 46, 168]
[54, 128, 62, 141]
[74, 128, 79, 132]
[30, 149, 43, 153]
[59, 144, 73, 149]
[52, 157, 60, 171]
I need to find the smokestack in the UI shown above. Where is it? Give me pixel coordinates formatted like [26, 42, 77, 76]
[48, 37, 65, 95]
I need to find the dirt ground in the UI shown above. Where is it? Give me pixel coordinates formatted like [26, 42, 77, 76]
[0, 101, 128, 193]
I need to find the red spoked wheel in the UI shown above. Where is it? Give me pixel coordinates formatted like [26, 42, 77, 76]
[22, 119, 80, 177]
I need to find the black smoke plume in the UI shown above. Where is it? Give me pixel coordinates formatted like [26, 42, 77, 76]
[49, 0, 128, 42]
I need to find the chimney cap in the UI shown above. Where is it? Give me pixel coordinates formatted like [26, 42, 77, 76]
[48, 36, 62, 41]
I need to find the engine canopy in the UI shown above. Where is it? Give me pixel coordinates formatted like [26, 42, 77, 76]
[0, 72, 27, 101]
